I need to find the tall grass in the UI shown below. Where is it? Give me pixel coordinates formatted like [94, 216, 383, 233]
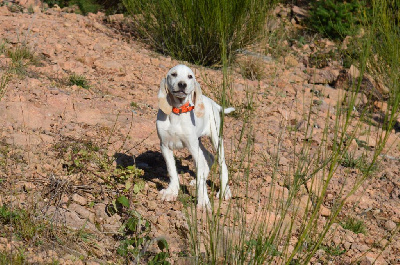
[122, 0, 275, 66]
[180, 0, 399, 264]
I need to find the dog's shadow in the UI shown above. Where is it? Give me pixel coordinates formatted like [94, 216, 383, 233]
[113, 151, 196, 192]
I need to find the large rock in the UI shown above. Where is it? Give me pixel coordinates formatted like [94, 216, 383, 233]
[335, 67, 389, 101]
[309, 68, 339, 84]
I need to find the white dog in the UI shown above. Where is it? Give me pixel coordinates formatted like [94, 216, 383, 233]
[156, 64, 234, 208]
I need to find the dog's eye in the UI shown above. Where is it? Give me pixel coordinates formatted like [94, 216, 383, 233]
[188, 75, 193, 79]
[171, 72, 177, 77]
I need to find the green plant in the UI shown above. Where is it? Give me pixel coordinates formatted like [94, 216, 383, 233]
[42, 0, 102, 14]
[114, 196, 170, 264]
[123, 0, 275, 66]
[309, 50, 339, 69]
[55, 139, 102, 173]
[340, 151, 359, 168]
[0, 205, 46, 243]
[68, 73, 90, 89]
[340, 216, 367, 234]
[308, 0, 364, 40]
[182, 0, 399, 264]
[112, 165, 145, 192]
[0, 73, 10, 101]
[320, 244, 346, 256]
[5, 44, 40, 75]
[0, 249, 26, 265]
[238, 57, 265, 81]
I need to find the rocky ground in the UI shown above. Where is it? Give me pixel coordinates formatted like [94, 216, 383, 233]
[0, 2, 399, 264]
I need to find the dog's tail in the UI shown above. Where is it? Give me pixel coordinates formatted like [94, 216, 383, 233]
[217, 105, 235, 114]
[223, 107, 235, 114]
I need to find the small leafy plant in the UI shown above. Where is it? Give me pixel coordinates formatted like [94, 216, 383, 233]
[68, 73, 90, 89]
[114, 196, 170, 264]
[112, 165, 145, 193]
[307, 0, 364, 40]
[238, 57, 265, 81]
[340, 216, 367, 234]
[4, 43, 41, 75]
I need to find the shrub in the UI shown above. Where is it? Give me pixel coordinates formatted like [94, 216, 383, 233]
[307, 0, 364, 40]
[123, 0, 275, 66]
[340, 216, 366, 234]
[43, 0, 102, 15]
[68, 73, 90, 89]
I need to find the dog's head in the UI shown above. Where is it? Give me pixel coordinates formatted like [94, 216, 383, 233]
[158, 64, 204, 117]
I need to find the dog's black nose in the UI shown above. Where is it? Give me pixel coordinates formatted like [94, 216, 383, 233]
[178, 81, 187, 90]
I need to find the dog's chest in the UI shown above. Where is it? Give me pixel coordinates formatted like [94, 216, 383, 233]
[158, 114, 195, 150]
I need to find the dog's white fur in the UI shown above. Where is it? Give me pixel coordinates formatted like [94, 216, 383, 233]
[156, 64, 234, 208]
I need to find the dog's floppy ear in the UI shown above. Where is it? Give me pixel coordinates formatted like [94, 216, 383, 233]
[158, 78, 172, 115]
[193, 81, 205, 118]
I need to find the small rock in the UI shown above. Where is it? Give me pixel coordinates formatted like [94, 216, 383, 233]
[86, 260, 101, 265]
[360, 253, 388, 265]
[357, 135, 376, 148]
[107, 14, 124, 23]
[343, 241, 352, 250]
[320, 205, 331, 217]
[278, 156, 289, 166]
[105, 214, 121, 225]
[351, 243, 369, 252]
[93, 42, 104, 52]
[102, 223, 120, 233]
[348, 138, 358, 152]
[147, 201, 157, 211]
[309, 69, 339, 84]
[68, 203, 95, 223]
[52, 4, 61, 11]
[71, 193, 87, 206]
[157, 215, 170, 229]
[349, 65, 360, 79]
[94, 203, 108, 222]
[0, 6, 11, 16]
[379, 238, 389, 248]
[284, 55, 299, 67]
[384, 220, 396, 231]
[292, 6, 309, 19]
[32, 6, 41, 13]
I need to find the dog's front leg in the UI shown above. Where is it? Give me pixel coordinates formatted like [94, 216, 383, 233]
[160, 144, 179, 201]
[188, 141, 211, 209]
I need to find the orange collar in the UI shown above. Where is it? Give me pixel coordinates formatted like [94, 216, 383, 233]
[172, 102, 194, 114]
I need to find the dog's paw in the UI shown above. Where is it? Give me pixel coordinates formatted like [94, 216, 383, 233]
[159, 187, 178, 201]
[197, 199, 211, 211]
[216, 186, 232, 200]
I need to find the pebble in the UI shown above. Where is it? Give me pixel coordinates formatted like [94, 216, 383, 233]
[384, 220, 396, 231]
[71, 193, 87, 206]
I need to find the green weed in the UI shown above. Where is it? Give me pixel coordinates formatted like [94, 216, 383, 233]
[6, 44, 40, 75]
[340, 216, 367, 234]
[68, 73, 90, 89]
[0, 73, 10, 101]
[238, 57, 265, 81]
[123, 0, 276, 66]
[0, 205, 47, 243]
[307, 0, 364, 40]
[320, 244, 346, 256]
[0, 249, 26, 265]
[114, 196, 170, 264]
[42, 0, 102, 15]
[182, 0, 399, 263]
[130, 102, 139, 108]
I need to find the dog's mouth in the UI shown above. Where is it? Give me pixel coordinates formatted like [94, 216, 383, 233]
[173, 91, 187, 98]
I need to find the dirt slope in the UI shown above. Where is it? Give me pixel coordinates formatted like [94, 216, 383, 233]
[0, 4, 399, 265]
